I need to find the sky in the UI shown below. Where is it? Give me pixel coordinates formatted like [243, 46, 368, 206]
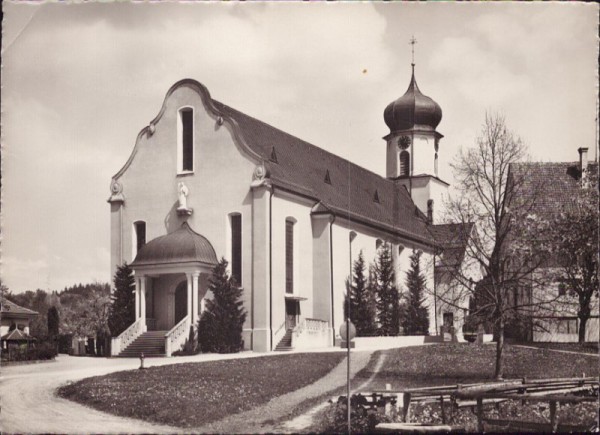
[1, 2, 598, 293]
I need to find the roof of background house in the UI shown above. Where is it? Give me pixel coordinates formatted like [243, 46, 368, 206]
[508, 160, 598, 269]
[212, 100, 436, 247]
[509, 161, 598, 218]
[1, 299, 38, 316]
[430, 223, 474, 274]
[1, 328, 36, 341]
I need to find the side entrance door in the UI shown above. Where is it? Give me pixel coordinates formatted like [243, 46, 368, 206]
[285, 300, 299, 330]
[174, 281, 188, 325]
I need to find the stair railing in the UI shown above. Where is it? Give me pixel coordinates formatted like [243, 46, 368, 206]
[291, 319, 305, 348]
[291, 318, 329, 349]
[111, 318, 143, 356]
[165, 316, 190, 357]
[273, 319, 287, 350]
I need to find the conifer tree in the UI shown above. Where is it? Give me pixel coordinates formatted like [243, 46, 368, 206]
[47, 306, 60, 337]
[402, 250, 430, 335]
[107, 263, 136, 337]
[375, 243, 401, 336]
[198, 258, 247, 353]
[344, 251, 377, 336]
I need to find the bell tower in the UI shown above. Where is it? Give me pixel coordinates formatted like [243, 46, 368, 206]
[383, 38, 448, 223]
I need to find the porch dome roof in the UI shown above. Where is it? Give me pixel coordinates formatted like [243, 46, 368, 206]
[131, 222, 218, 267]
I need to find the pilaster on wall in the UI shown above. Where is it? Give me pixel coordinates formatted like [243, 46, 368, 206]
[311, 214, 335, 345]
[109, 201, 124, 286]
[251, 183, 272, 352]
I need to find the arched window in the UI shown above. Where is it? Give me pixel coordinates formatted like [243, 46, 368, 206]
[285, 218, 297, 294]
[178, 107, 194, 173]
[400, 151, 410, 176]
[133, 221, 146, 257]
[229, 213, 242, 286]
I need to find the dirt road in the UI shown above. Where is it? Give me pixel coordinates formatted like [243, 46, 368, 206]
[0, 352, 266, 434]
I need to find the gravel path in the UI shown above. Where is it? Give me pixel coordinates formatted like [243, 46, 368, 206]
[192, 349, 376, 434]
[280, 350, 388, 433]
[0, 352, 271, 434]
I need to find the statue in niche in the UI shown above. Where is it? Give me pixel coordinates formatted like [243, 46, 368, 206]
[178, 182, 189, 210]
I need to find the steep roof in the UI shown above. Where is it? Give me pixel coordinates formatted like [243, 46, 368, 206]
[1, 328, 36, 342]
[508, 161, 598, 269]
[430, 222, 474, 272]
[509, 161, 598, 218]
[212, 100, 436, 247]
[1, 299, 38, 317]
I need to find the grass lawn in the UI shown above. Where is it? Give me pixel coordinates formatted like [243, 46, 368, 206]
[58, 352, 344, 428]
[353, 343, 599, 390]
[308, 344, 598, 433]
[514, 341, 599, 355]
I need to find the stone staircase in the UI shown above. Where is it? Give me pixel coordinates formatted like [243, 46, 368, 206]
[275, 329, 293, 351]
[118, 330, 168, 357]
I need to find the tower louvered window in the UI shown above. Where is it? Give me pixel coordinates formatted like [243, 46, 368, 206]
[400, 151, 410, 176]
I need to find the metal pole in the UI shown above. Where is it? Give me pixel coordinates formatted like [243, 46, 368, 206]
[347, 316, 351, 434]
[347, 232, 353, 434]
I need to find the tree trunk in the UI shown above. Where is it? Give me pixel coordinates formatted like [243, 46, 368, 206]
[494, 319, 505, 380]
[578, 316, 588, 344]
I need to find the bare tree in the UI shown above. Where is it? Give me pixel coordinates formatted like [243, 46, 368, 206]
[442, 113, 555, 379]
[545, 171, 599, 342]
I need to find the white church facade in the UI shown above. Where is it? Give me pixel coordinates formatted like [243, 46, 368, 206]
[109, 66, 473, 356]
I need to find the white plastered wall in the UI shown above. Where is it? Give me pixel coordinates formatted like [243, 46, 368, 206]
[110, 84, 257, 345]
[270, 191, 315, 342]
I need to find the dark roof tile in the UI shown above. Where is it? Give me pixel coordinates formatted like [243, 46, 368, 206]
[213, 100, 435, 246]
[1, 299, 39, 316]
[509, 161, 598, 219]
[132, 222, 218, 267]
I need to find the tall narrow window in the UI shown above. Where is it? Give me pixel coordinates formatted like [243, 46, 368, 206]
[400, 151, 410, 176]
[285, 219, 295, 294]
[230, 214, 242, 286]
[427, 199, 434, 223]
[179, 107, 194, 172]
[133, 221, 146, 256]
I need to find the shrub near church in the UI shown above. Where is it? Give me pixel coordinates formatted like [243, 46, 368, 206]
[198, 258, 247, 353]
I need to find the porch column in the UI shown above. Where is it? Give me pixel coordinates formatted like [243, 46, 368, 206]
[186, 273, 193, 321]
[135, 277, 140, 320]
[192, 272, 200, 325]
[140, 276, 147, 332]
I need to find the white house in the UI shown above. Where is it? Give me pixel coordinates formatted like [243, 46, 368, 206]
[109, 65, 464, 356]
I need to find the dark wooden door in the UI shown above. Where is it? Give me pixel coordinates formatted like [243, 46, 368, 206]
[285, 300, 299, 330]
[175, 282, 187, 325]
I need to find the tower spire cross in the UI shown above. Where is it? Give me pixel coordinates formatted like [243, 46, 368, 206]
[409, 35, 417, 66]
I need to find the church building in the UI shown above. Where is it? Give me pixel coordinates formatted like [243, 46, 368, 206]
[108, 63, 471, 356]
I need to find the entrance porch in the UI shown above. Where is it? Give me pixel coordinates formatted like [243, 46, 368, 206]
[111, 223, 218, 357]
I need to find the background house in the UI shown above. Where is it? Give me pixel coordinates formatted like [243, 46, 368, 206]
[1, 298, 38, 350]
[506, 148, 599, 342]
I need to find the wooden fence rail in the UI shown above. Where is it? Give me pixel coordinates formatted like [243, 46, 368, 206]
[363, 376, 598, 433]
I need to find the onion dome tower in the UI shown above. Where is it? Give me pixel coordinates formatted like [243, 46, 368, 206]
[384, 37, 448, 224]
[384, 66, 442, 135]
